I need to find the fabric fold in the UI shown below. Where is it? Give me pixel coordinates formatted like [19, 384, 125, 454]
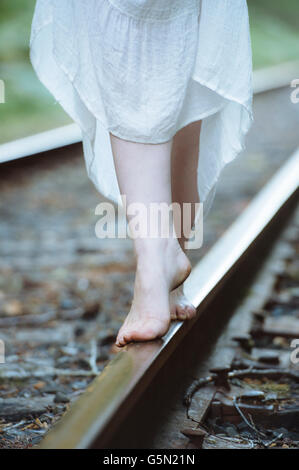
[30, 0, 253, 218]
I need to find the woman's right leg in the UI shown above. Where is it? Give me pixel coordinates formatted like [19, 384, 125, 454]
[110, 133, 191, 347]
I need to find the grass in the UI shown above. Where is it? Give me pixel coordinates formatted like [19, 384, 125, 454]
[0, 0, 299, 144]
[249, 0, 299, 69]
[0, 0, 71, 144]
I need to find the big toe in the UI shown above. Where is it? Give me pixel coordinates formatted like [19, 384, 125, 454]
[115, 334, 125, 347]
[116, 325, 128, 347]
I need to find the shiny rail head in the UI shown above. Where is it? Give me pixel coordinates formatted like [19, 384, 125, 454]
[0, 124, 82, 164]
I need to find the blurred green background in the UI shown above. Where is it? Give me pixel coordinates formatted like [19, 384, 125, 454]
[0, 0, 299, 144]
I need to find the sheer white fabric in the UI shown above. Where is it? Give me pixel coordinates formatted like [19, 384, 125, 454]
[30, 0, 253, 217]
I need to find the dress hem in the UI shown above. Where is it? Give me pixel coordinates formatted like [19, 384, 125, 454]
[29, 7, 253, 220]
[31, 21, 227, 145]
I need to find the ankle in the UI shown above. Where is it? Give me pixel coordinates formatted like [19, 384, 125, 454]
[134, 237, 191, 286]
[134, 236, 176, 259]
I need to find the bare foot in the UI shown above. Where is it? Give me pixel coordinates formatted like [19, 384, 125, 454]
[116, 239, 191, 347]
[170, 285, 196, 321]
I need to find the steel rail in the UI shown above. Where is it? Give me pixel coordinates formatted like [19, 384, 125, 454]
[37, 148, 299, 449]
[1, 62, 298, 165]
[0, 123, 81, 164]
[253, 59, 299, 94]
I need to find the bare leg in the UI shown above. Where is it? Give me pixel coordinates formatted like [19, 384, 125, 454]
[170, 120, 202, 320]
[110, 134, 191, 347]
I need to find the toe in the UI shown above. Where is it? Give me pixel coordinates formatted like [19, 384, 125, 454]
[187, 305, 196, 319]
[123, 328, 142, 345]
[176, 305, 188, 320]
[116, 330, 126, 347]
[122, 335, 130, 345]
[170, 306, 177, 321]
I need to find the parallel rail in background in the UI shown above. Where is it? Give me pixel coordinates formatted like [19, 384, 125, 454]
[0, 60, 298, 165]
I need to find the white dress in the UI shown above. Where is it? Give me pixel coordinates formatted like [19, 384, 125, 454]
[30, 0, 253, 217]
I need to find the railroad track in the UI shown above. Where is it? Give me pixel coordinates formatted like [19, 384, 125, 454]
[180, 207, 299, 449]
[35, 148, 299, 449]
[0, 68, 298, 449]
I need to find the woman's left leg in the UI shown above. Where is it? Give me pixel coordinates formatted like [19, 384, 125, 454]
[170, 120, 202, 320]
